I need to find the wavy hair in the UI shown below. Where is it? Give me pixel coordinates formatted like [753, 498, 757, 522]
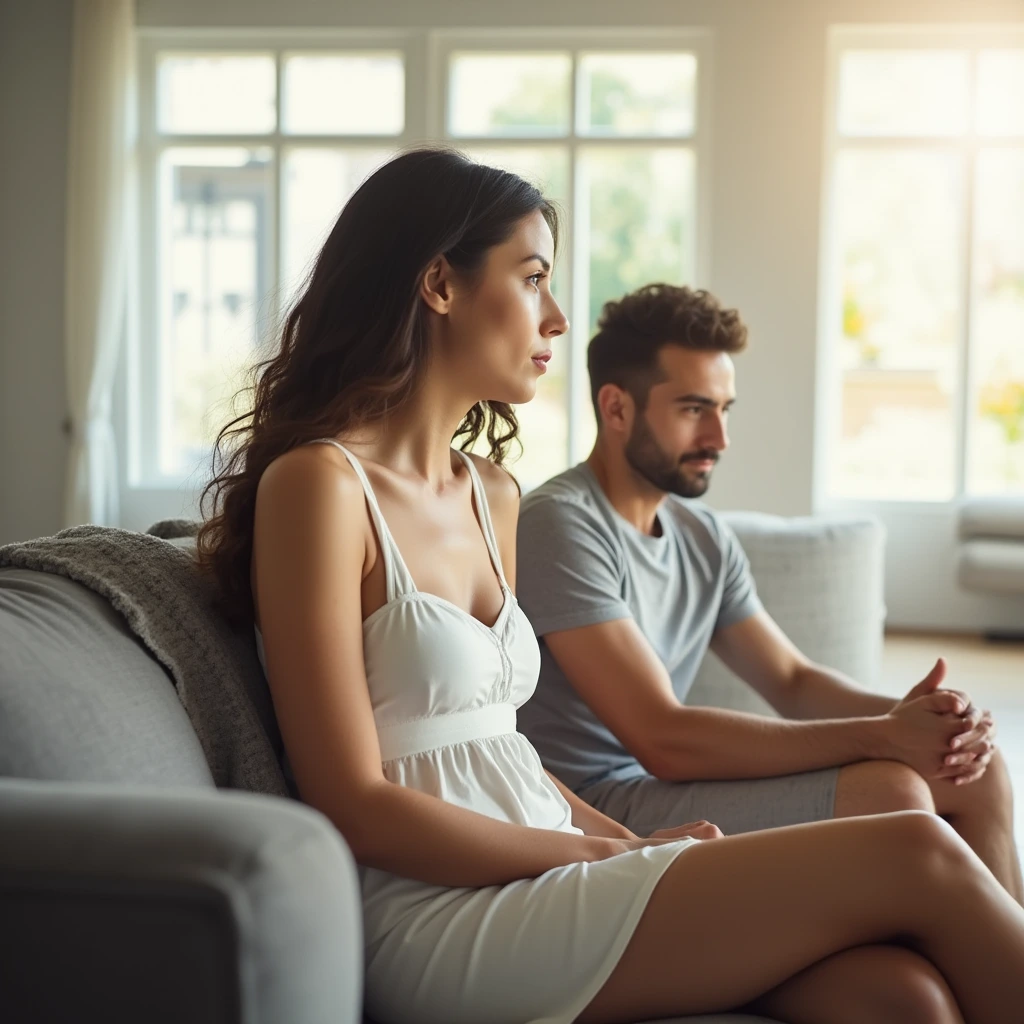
[196, 147, 559, 626]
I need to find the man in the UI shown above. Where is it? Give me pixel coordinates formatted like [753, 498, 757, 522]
[516, 283, 1022, 902]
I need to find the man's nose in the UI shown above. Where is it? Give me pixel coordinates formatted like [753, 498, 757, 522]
[702, 413, 729, 452]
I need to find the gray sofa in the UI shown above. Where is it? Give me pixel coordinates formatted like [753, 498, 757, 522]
[0, 511, 885, 1024]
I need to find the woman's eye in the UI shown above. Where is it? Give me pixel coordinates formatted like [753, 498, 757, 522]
[526, 272, 545, 288]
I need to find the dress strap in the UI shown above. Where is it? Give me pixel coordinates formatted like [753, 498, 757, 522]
[307, 439, 416, 601]
[455, 450, 509, 590]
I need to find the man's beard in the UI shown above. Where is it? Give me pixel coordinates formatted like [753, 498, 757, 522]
[624, 415, 717, 499]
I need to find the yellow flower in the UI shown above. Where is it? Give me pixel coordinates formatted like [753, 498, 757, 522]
[980, 380, 1024, 445]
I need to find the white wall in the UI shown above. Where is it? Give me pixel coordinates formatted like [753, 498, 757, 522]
[3, 0, 1022, 629]
[0, 0, 73, 545]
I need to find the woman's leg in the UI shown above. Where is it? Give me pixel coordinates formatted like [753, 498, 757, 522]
[743, 945, 964, 1024]
[575, 811, 1024, 1024]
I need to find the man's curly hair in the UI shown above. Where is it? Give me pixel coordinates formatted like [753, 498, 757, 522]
[587, 283, 748, 423]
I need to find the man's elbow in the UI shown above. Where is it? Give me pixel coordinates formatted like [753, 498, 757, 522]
[631, 733, 692, 782]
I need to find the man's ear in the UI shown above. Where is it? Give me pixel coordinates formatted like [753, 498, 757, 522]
[420, 255, 454, 315]
[597, 383, 635, 438]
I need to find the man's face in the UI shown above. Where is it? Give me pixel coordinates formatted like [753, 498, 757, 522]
[624, 346, 736, 498]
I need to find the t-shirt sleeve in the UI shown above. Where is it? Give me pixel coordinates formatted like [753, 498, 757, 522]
[715, 517, 763, 630]
[516, 496, 633, 637]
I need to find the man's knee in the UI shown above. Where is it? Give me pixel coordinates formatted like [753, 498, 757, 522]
[834, 759, 936, 818]
[971, 746, 1015, 818]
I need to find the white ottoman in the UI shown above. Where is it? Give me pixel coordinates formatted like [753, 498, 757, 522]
[688, 512, 887, 716]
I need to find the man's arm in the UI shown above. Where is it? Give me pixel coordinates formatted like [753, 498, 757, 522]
[543, 616, 907, 782]
[709, 609, 898, 720]
[710, 610, 994, 780]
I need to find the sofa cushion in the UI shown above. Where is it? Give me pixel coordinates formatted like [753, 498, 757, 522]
[959, 498, 1024, 540]
[958, 539, 1024, 595]
[0, 568, 214, 787]
[688, 512, 887, 715]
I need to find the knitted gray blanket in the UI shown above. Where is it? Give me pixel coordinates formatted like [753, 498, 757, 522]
[0, 521, 288, 796]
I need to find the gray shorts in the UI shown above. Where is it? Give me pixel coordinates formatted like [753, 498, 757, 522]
[578, 767, 840, 837]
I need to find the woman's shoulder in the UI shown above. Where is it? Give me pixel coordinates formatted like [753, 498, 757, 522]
[256, 442, 372, 532]
[259, 439, 363, 494]
[461, 450, 520, 549]
[462, 450, 520, 505]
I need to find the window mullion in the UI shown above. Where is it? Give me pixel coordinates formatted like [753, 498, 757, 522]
[566, 53, 581, 464]
[272, 50, 284, 331]
[954, 51, 981, 498]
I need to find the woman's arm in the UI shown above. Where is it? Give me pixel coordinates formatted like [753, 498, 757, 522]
[544, 770, 636, 839]
[253, 446, 626, 890]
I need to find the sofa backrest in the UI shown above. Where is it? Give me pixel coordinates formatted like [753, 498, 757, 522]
[0, 568, 215, 787]
[688, 512, 887, 715]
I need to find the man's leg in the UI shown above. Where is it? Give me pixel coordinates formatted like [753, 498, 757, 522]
[577, 768, 840, 840]
[833, 760, 935, 817]
[833, 753, 1022, 904]
[930, 748, 1022, 904]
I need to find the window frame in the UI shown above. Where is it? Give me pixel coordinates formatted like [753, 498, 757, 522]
[121, 27, 710, 524]
[815, 25, 1024, 512]
[428, 28, 712, 466]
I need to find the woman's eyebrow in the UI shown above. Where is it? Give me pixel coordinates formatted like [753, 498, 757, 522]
[519, 253, 551, 272]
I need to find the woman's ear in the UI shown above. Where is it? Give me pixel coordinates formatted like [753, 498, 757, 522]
[420, 255, 454, 315]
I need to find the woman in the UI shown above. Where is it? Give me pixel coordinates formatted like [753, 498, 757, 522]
[198, 147, 1024, 1024]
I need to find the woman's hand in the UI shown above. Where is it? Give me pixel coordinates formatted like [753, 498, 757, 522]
[600, 820, 724, 858]
[646, 820, 724, 842]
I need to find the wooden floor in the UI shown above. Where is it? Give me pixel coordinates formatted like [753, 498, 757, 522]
[879, 631, 1024, 867]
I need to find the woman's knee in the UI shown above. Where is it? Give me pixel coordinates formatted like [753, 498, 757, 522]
[875, 810, 974, 880]
[870, 948, 962, 1024]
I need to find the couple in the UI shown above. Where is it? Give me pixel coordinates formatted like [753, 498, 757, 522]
[198, 147, 1024, 1024]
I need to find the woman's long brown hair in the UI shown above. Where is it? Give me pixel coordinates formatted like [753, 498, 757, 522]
[195, 147, 559, 627]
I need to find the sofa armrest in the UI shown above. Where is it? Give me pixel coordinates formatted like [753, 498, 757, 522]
[0, 778, 362, 1024]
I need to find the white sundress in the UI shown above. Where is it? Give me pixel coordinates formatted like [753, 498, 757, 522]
[254, 438, 698, 1024]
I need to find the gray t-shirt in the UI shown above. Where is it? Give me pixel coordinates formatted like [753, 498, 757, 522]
[516, 462, 762, 791]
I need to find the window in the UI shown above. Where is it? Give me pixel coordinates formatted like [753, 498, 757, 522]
[132, 30, 706, 494]
[820, 31, 1024, 502]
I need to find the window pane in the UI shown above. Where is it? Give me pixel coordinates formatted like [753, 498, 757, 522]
[158, 54, 276, 134]
[461, 147, 571, 487]
[830, 149, 962, 500]
[283, 53, 404, 135]
[977, 50, 1024, 136]
[968, 148, 1024, 496]
[282, 148, 392, 307]
[448, 53, 571, 137]
[462, 146, 569, 208]
[159, 148, 272, 477]
[838, 50, 969, 137]
[581, 147, 695, 332]
[578, 53, 696, 137]
[576, 147, 696, 455]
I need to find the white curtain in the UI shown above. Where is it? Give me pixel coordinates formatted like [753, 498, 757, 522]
[63, 0, 136, 528]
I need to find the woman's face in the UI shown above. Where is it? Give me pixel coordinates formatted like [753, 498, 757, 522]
[444, 210, 569, 406]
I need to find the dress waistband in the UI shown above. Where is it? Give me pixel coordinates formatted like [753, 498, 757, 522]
[376, 704, 517, 762]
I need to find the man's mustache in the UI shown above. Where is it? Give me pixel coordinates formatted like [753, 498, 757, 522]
[680, 452, 718, 464]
